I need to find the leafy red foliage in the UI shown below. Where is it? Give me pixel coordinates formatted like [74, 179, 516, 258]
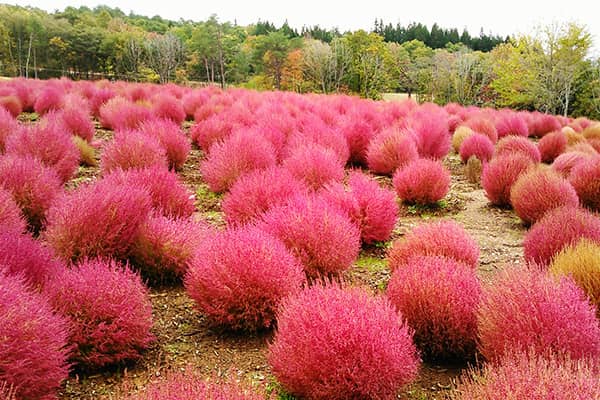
[569, 156, 600, 211]
[510, 167, 579, 225]
[138, 118, 190, 171]
[481, 154, 534, 207]
[150, 94, 186, 125]
[268, 283, 420, 400]
[538, 130, 567, 163]
[0, 107, 18, 153]
[529, 112, 562, 137]
[393, 158, 450, 204]
[388, 220, 479, 270]
[0, 188, 25, 233]
[282, 144, 345, 191]
[366, 128, 419, 175]
[495, 111, 529, 138]
[408, 105, 451, 159]
[477, 265, 600, 361]
[494, 135, 541, 163]
[57, 107, 95, 142]
[99, 97, 152, 131]
[45, 258, 154, 370]
[459, 133, 495, 163]
[185, 226, 305, 331]
[100, 129, 168, 174]
[33, 86, 63, 115]
[465, 117, 498, 143]
[552, 151, 591, 177]
[523, 206, 600, 267]
[0, 272, 70, 400]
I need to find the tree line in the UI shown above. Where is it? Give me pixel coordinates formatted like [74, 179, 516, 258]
[0, 4, 598, 118]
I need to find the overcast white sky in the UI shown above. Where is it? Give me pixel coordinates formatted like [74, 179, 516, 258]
[8, 0, 600, 53]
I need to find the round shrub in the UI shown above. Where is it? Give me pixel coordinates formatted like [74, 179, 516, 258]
[130, 215, 211, 283]
[366, 128, 419, 175]
[408, 106, 451, 159]
[452, 126, 474, 153]
[510, 167, 579, 225]
[283, 144, 345, 191]
[495, 111, 529, 138]
[582, 123, 600, 140]
[481, 154, 533, 207]
[0, 188, 25, 233]
[0, 230, 64, 290]
[529, 112, 562, 137]
[45, 258, 154, 370]
[102, 166, 195, 218]
[189, 113, 238, 153]
[452, 351, 600, 400]
[222, 166, 307, 226]
[465, 117, 498, 143]
[477, 265, 600, 361]
[387, 255, 481, 360]
[33, 86, 63, 115]
[339, 115, 376, 165]
[550, 239, 600, 316]
[100, 129, 168, 174]
[138, 118, 190, 171]
[494, 135, 541, 163]
[459, 133, 495, 163]
[0, 154, 63, 232]
[200, 130, 277, 193]
[393, 158, 450, 205]
[524, 206, 600, 267]
[0, 272, 70, 400]
[150, 94, 186, 125]
[259, 195, 361, 278]
[0, 95, 22, 118]
[57, 107, 95, 142]
[538, 130, 567, 163]
[552, 151, 591, 177]
[568, 141, 598, 156]
[124, 369, 265, 400]
[44, 179, 152, 261]
[569, 156, 600, 211]
[388, 220, 479, 270]
[0, 107, 18, 153]
[99, 97, 152, 131]
[185, 226, 305, 331]
[268, 283, 420, 400]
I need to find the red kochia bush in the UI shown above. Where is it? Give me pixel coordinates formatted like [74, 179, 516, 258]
[494, 135, 541, 163]
[99, 97, 152, 131]
[259, 195, 361, 278]
[44, 180, 152, 261]
[393, 158, 450, 205]
[100, 129, 168, 174]
[45, 258, 154, 370]
[452, 351, 600, 400]
[102, 166, 195, 219]
[150, 94, 186, 125]
[322, 171, 398, 244]
[465, 117, 498, 143]
[6, 116, 80, 182]
[459, 133, 495, 163]
[510, 167, 579, 225]
[124, 369, 266, 400]
[0, 155, 62, 232]
[185, 226, 305, 331]
[57, 107, 95, 142]
[33, 86, 63, 115]
[387, 255, 481, 361]
[538, 130, 568, 163]
[282, 144, 345, 191]
[569, 156, 600, 211]
[552, 151, 591, 177]
[366, 128, 419, 175]
[268, 284, 420, 400]
[495, 111, 529, 138]
[388, 220, 479, 270]
[482, 154, 533, 207]
[408, 105, 451, 159]
[0, 230, 64, 290]
[0, 95, 22, 118]
[339, 115, 376, 165]
[138, 118, 190, 171]
[189, 113, 239, 153]
[523, 206, 600, 267]
[222, 166, 308, 226]
[0, 272, 70, 400]
[477, 265, 600, 361]
[0, 107, 18, 153]
[130, 215, 211, 283]
[0, 188, 25, 233]
[200, 130, 277, 193]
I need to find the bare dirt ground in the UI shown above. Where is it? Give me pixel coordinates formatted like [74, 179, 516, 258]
[57, 122, 527, 400]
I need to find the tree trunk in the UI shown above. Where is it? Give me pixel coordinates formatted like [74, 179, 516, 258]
[25, 32, 32, 78]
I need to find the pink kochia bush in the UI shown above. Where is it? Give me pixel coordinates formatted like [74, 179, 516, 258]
[45, 258, 154, 370]
[481, 154, 534, 207]
[538, 130, 567, 163]
[0, 230, 64, 290]
[322, 171, 398, 244]
[477, 265, 600, 361]
[222, 167, 308, 226]
[459, 133, 495, 163]
[0, 272, 70, 400]
[569, 156, 600, 211]
[452, 351, 600, 400]
[283, 144, 345, 191]
[57, 107, 95, 142]
[388, 220, 479, 271]
[268, 284, 420, 400]
[495, 111, 529, 138]
[150, 94, 186, 125]
[393, 158, 450, 205]
[44, 179, 152, 261]
[408, 105, 451, 159]
[185, 226, 305, 331]
[99, 97, 152, 131]
[387, 255, 481, 361]
[0, 188, 25, 233]
[138, 118, 190, 171]
[201, 130, 277, 193]
[510, 167, 579, 225]
[366, 128, 419, 175]
[552, 151, 591, 177]
[100, 129, 168, 174]
[494, 135, 541, 163]
[523, 206, 600, 267]
[0, 107, 18, 153]
[0, 154, 62, 232]
[259, 195, 361, 278]
[130, 215, 211, 283]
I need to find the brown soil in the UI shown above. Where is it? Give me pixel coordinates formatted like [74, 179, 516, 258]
[56, 121, 527, 399]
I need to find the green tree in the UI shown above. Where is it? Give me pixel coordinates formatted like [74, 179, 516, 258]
[345, 30, 392, 99]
